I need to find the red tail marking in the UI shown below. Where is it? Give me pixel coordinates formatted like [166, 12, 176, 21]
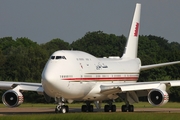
[134, 22, 139, 36]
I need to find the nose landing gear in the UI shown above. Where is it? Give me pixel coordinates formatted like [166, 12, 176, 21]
[55, 97, 69, 113]
[55, 105, 69, 113]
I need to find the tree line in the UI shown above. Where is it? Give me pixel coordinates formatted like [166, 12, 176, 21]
[0, 31, 180, 102]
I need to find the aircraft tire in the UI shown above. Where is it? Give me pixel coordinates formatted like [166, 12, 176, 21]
[128, 105, 134, 112]
[55, 107, 59, 113]
[55, 105, 61, 113]
[111, 105, 116, 112]
[64, 105, 69, 113]
[88, 105, 94, 112]
[61, 106, 67, 113]
[121, 105, 128, 112]
[104, 105, 110, 112]
[81, 105, 87, 112]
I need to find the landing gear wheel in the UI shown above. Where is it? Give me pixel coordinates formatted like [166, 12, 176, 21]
[82, 102, 94, 112]
[104, 104, 117, 112]
[55, 105, 69, 113]
[121, 105, 128, 112]
[104, 105, 110, 112]
[81, 105, 87, 112]
[128, 105, 134, 112]
[61, 106, 67, 113]
[55, 105, 61, 113]
[121, 105, 134, 112]
[55, 108, 59, 113]
[64, 105, 69, 113]
[88, 105, 94, 112]
[111, 105, 116, 112]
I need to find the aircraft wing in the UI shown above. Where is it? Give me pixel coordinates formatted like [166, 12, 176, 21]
[140, 61, 180, 71]
[100, 80, 180, 94]
[0, 81, 43, 93]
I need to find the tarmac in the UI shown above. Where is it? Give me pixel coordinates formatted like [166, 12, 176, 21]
[0, 107, 180, 115]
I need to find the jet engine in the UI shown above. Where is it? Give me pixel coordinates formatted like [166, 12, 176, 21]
[148, 89, 169, 106]
[2, 90, 24, 107]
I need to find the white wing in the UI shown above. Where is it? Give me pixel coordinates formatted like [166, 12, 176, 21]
[100, 80, 180, 106]
[0, 81, 43, 93]
[0, 81, 44, 107]
[101, 80, 180, 93]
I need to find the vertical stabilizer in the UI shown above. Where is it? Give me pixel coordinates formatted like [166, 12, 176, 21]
[122, 3, 141, 59]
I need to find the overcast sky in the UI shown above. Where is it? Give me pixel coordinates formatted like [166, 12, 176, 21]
[0, 0, 180, 44]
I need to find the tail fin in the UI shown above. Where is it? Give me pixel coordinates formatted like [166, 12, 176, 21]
[122, 3, 141, 59]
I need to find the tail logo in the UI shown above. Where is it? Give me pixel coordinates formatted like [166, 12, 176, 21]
[134, 22, 139, 37]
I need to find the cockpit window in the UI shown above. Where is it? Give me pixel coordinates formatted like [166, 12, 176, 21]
[56, 56, 61, 59]
[56, 56, 66, 60]
[50, 56, 66, 60]
[51, 56, 55, 59]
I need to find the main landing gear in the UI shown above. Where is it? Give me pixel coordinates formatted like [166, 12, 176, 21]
[80, 101, 134, 112]
[103, 102, 134, 112]
[104, 101, 116, 112]
[121, 104, 134, 112]
[55, 97, 69, 113]
[103, 100, 134, 112]
[118, 92, 135, 112]
[81, 102, 94, 112]
[54, 98, 134, 113]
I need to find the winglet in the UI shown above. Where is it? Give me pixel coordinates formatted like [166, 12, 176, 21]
[122, 3, 141, 59]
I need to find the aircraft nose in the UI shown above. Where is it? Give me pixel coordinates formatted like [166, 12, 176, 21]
[42, 70, 53, 83]
[41, 61, 60, 97]
[41, 62, 57, 84]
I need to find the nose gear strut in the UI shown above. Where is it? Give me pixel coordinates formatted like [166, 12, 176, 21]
[55, 97, 69, 113]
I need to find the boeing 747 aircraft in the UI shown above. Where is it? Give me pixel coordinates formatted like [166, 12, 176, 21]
[1, 3, 180, 113]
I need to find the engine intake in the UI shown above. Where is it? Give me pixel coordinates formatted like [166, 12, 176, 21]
[148, 89, 169, 106]
[2, 90, 24, 107]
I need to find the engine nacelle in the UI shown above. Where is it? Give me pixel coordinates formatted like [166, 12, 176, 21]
[148, 89, 169, 106]
[2, 90, 24, 107]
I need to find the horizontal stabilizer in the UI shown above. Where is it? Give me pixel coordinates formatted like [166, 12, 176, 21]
[140, 61, 180, 71]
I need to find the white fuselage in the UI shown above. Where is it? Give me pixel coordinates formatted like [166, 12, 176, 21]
[41, 50, 141, 101]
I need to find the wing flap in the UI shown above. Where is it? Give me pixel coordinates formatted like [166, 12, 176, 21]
[100, 83, 159, 93]
[100, 86, 120, 94]
[119, 83, 160, 91]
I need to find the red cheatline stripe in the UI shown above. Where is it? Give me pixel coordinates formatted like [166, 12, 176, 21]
[63, 77, 138, 81]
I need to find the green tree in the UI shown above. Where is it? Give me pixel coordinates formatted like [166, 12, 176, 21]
[71, 31, 126, 57]
[41, 38, 70, 56]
